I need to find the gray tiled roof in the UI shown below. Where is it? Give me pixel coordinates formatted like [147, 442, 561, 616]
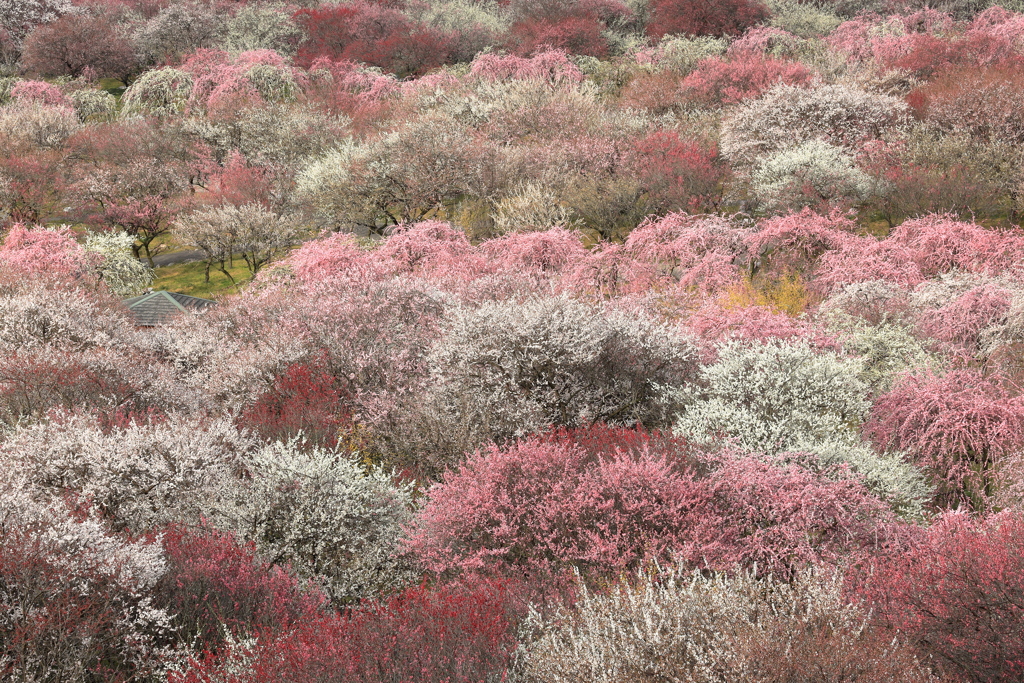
[123, 291, 217, 327]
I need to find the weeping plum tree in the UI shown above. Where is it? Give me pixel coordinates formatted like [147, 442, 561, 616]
[867, 369, 1024, 510]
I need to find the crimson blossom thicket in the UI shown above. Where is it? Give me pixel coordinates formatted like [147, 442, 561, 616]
[170, 576, 531, 683]
[626, 131, 729, 215]
[858, 134, 1012, 226]
[513, 16, 611, 57]
[240, 355, 351, 448]
[20, 11, 139, 80]
[153, 524, 326, 649]
[646, 0, 771, 40]
[852, 511, 1024, 683]
[0, 346, 151, 426]
[910, 65, 1024, 146]
[293, 3, 456, 77]
[405, 437, 709, 577]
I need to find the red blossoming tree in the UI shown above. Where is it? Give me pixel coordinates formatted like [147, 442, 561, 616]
[852, 511, 1024, 683]
[646, 0, 770, 41]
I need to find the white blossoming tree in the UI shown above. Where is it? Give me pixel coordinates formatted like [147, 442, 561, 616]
[673, 339, 931, 517]
[85, 230, 155, 297]
[516, 566, 935, 683]
[225, 439, 417, 604]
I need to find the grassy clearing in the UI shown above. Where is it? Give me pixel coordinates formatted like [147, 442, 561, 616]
[98, 77, 126, 97]
[152, 259, 251, 299]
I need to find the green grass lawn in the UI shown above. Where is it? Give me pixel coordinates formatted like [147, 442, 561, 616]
[152, 260, 251, 299]
[98, 77, 127, 97]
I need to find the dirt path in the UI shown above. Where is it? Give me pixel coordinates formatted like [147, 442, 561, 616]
[151, 249, 206, 267]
